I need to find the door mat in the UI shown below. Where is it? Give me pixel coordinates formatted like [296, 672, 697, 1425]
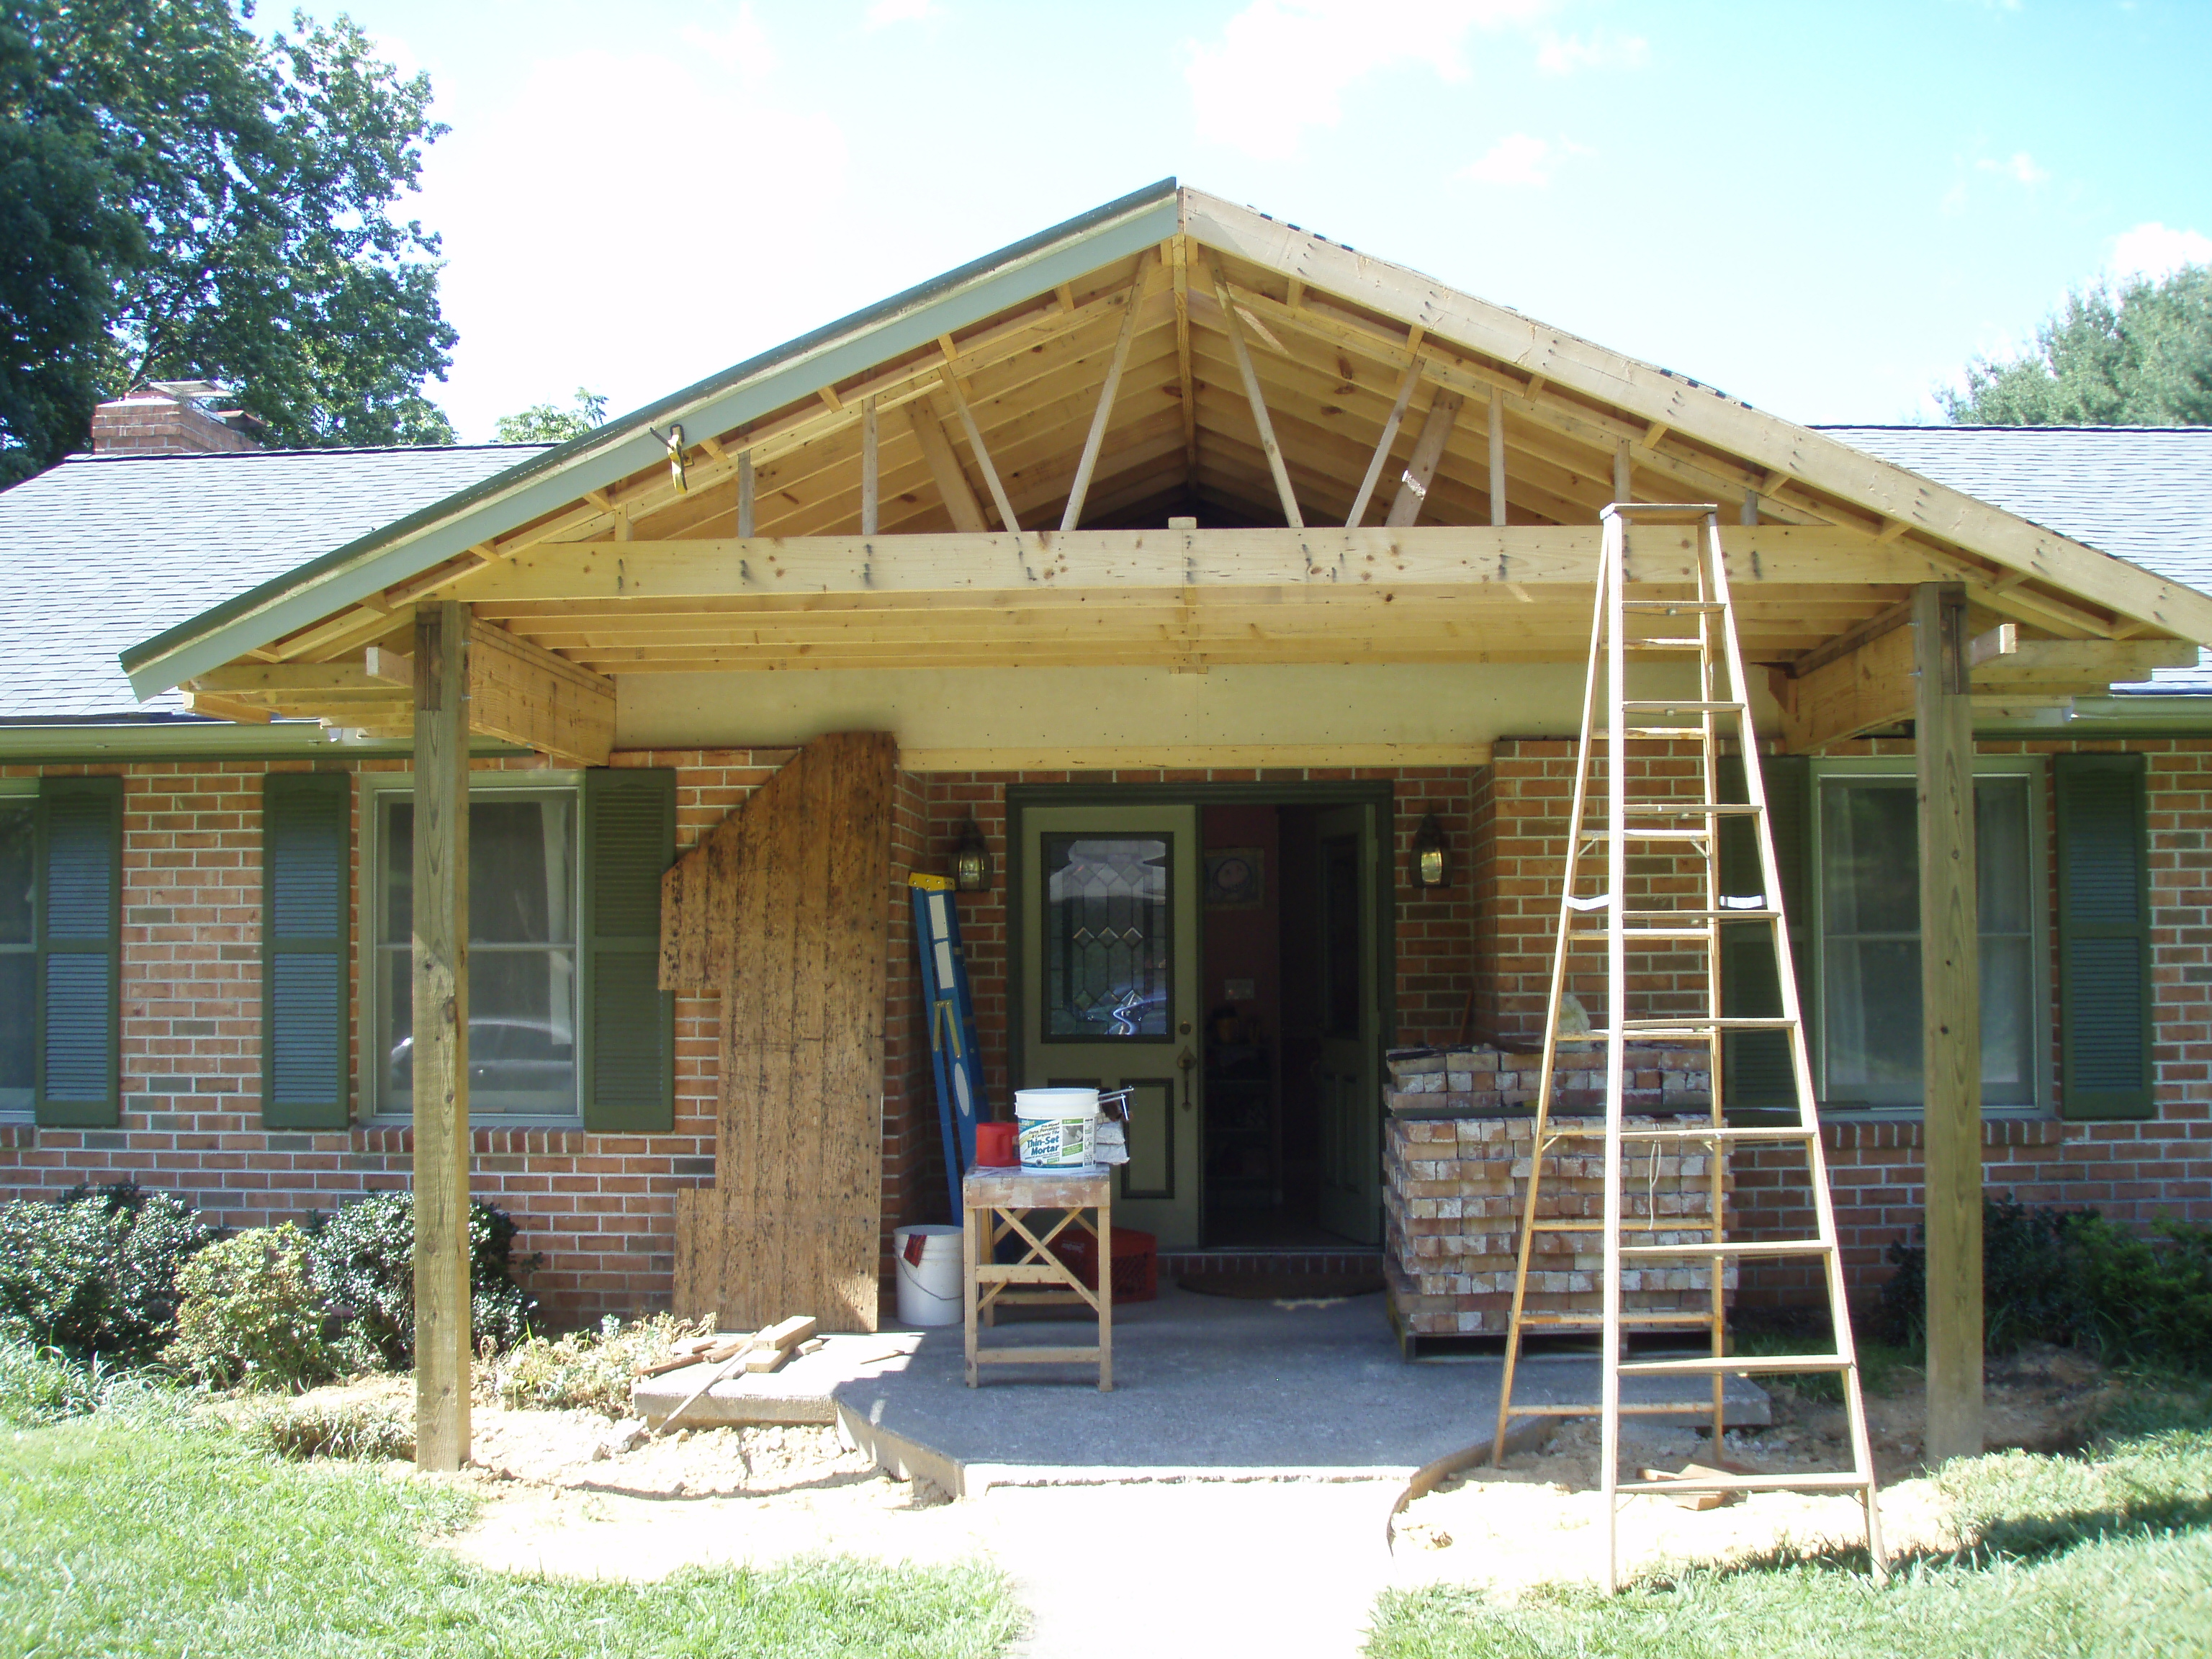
[1176, 1271, 1385, 1301]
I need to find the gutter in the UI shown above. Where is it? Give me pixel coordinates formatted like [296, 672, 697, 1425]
[120, 178, 1182, 701]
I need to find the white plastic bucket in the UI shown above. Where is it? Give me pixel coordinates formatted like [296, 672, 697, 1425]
[1014, 1087, 1101, 1169]
[894, 1224, 963, 1327]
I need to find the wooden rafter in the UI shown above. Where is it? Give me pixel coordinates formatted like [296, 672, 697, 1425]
[1206, 256, 1301, 527]
[1345, 356, 1421, 529]
[1062, 254, 1155, 531]
[1385, 390, 1462, 528]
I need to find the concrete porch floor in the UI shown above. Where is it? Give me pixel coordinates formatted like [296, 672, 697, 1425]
[832, 1283, 1770, 1498]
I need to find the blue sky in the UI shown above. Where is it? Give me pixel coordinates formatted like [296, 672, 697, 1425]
[313, 0, 2212, 442]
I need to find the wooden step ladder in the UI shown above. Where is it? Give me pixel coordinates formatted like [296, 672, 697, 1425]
[1489, 503, 1887, 1591]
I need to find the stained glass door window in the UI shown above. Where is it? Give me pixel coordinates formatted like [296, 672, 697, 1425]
[1043, 835, 1172, 1040]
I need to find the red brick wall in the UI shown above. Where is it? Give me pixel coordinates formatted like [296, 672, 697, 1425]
[1475, 734, 2212, 1309]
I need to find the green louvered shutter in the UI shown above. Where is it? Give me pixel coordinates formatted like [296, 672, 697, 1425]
[581, 768, 675, 1132]
[36, 776, 121, 1126]
[262, 773, 351, 1128]
[1719, 754, 1812, 1112]
[2055, 753, 2154, 1120]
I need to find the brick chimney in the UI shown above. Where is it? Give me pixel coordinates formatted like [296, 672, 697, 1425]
[89, 382, 265, 455]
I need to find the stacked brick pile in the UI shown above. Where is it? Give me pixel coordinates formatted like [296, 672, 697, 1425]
[1384, 1043, 1712, 1115]
[1382, 1049, 1734, 1339]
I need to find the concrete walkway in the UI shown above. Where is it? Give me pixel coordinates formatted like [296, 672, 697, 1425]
[835, 1283, 1768, 1496]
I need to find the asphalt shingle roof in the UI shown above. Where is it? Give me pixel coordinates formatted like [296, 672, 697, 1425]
[1815, 426, 2212, 691]
[0, 445, 547, 721]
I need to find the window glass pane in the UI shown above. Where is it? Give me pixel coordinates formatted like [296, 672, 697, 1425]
[1821, 781, 1917, 933]
[382, 797, 575, 945]
[1043, 835, 1170, 1039]
[1974, 780, 2031, 935]
[0, 805, 30, 945]
[0, 951, 30, 1106]
[378, 791, 579, 1117]
[1820, 773, 2039, 1108]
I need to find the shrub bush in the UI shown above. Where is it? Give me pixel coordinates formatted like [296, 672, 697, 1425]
[165, 1226, 342, 1392]
[1881, 1196, 2212, 1373]
[0, 1183, 214, 1362]
[492, 1313, 707, 1416]
[307, 1192, 539, 1367]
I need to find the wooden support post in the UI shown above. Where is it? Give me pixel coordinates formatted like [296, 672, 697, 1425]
[412, 601, 472, 1472]
[1346, 358, 1420, 529]
[1488, 385, 1507, 528]
[860, 397, 879, 536]
[1384, 389, 1462, 528]
[939, 371, 1020, 533]
[1740, 489, 1759, 528]
[906, 400, 987, 532]
[1614, 440, 1633, 505]
[1208, 256, 1303, 528]
[737, 451, 755, 539]
[1915, 580, 1983, 1466]
[1062, 256, 1151, 531]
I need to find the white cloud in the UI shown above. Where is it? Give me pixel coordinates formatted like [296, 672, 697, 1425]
[2108, 222, 2212, 283]
[863, 0, 940, 30]
[1462, 132, 1550, 187]
[412, 12, 853, 439]
[1975, 150, 2049, 186]
[1184, 0, 1550, 161]
[1534, 29, 1647, 73]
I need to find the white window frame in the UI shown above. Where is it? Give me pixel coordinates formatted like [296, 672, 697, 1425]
[357, 770, 585, 1125]
[0, 778, 39, 1123]
[1808, 755, 2051, 1120]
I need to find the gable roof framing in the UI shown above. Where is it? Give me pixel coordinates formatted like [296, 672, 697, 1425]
[121, 181, 2212, 703]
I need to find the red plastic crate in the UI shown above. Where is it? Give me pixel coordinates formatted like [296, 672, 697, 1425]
[1052, 1227, 1157, 1303]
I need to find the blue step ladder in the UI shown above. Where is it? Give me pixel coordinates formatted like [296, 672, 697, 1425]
[909, 874, 987, 1218]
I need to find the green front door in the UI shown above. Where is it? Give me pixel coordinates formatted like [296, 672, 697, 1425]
[1019, 804, 1203, 1249]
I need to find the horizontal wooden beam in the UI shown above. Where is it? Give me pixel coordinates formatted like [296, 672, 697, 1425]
[900, 742, 1491, 771]
[189, 620, 616, 764]
[1781, 606, 2198, 750]
[438, 525, 1970, 606]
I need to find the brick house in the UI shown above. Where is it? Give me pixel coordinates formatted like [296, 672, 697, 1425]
[3, 181, 2208, 1341]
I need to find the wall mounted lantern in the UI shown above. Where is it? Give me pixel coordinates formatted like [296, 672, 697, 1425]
[953, 817, 992, 892]
[1412, 813, 1448, 888]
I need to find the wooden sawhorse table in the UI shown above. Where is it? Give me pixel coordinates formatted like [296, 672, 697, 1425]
[961, 1166, 1112, 1390]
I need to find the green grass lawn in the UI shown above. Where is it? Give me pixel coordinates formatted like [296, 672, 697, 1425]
[0, 1410, 1022, 1658]
[1368, 1408, 2212, 1659]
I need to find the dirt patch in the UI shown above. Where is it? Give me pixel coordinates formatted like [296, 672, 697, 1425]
[1390, 1344, 2121, 1593]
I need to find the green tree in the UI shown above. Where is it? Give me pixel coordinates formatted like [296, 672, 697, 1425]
[1943, 264, 2212, 426]
[493, 387, 609, 444]
[1, 1, 457, 484]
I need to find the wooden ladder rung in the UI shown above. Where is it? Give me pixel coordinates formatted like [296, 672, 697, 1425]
[1579, 827, 1717, 842]
[1619, 700, 1746, 714]
[1617, 1125, 1820, 1143]
[1513, 1310, 1718, 1327]
[1620, 907, 1779, 921]
[1621, 1471, 1874, 1496]
[1619, 598, 1727, 612]
[1619, 1352, 1852, 1377]
[1624, 802, 1763, 815]
[1619, 1238, 1831, 1259]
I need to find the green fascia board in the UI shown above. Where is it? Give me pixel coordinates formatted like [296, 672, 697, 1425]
[121, 179, 1182, 701]
[1973, 694, 2212, 736]
[0, 721, 524, 763]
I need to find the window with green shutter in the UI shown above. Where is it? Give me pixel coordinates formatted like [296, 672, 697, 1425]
[36, 776, 121, 1126]
[263, 773, 351, 1129]
[1718, 754, 1811, 1112]
[2054, 752, 2154, 1120]
[580, 768, 675, 1133]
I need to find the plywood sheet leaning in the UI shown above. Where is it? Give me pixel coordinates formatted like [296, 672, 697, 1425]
[664, 731, 896, 1332]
